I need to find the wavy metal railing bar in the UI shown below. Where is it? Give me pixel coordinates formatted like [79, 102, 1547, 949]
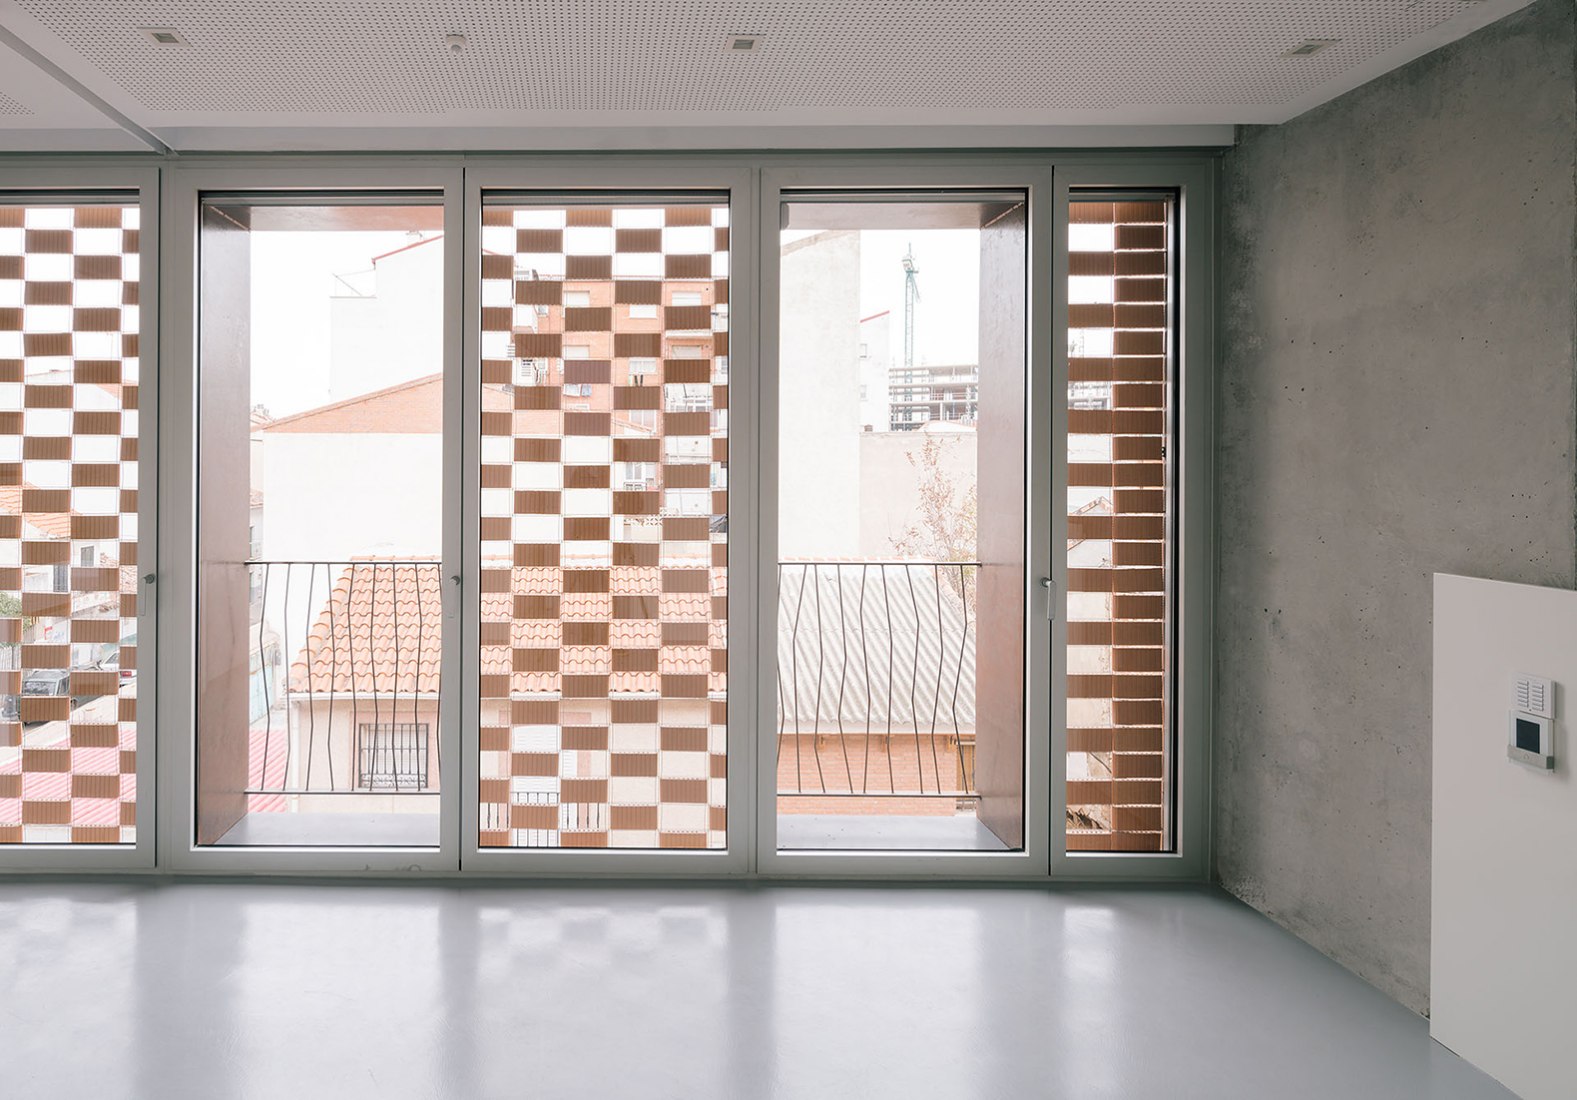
[777, 561, 978, 800]
[240, 560, 441, 798]
[902, 565, 925, 789]
[281, 561, 294, 788]
[949, 566, 973, 791]
[256, 562, 273, 793]
[809, 562, 827, 793]
[303, 563, 317, 790]
[325, 563, 338, 791]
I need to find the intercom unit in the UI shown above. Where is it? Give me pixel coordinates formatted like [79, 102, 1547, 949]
[1508, 674, 1556, 771]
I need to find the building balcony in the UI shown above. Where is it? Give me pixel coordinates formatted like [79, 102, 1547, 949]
[775, 560, 998, 850]
[212, 558, 994, 850]
[214, 559, 443, 847]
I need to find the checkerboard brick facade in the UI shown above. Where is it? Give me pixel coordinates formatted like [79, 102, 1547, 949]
[1066, 198, 1171, 853]
[477, 201, 728, 849]
[0, 204, 140, 845]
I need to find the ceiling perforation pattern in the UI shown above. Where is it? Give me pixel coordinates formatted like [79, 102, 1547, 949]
[15, 0, 1480, 116]
[0, 93, 31, 116]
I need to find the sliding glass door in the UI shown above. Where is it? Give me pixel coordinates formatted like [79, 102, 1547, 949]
[132, 157, 1208, 878]
[759, 168, 1052, 872]
[195, 196, 450, 849]
[161, 166, 465, 871]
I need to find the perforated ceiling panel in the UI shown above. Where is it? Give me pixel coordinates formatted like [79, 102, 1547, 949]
[0, 92, 30, 116]
[15, 0, 1482, 116]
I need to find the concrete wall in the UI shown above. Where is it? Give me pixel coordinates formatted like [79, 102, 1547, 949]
[779, 230, 863, 560]
[329, 238, 445, 403]
[1431, 575, 1577, 1100]
[260, 433, 443, 562]
[286, 699, 441, 807]
[1215, 0, 1577, 1013]
[858, 312, 892, 432]
[857, 431, 976, 558]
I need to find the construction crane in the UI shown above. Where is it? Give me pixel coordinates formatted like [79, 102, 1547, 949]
[901, 244, 920, 375]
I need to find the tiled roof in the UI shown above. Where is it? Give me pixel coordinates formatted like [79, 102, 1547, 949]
[776, 562, 976, 731]
[285, 560, 967, 720]
[369, 233, 443, 265]
[287, 557, 971, 718]
[289, 562, 727, 696]
[262, 374, 444, 435]
[290, 562, 445, 694]
[0, 485, 75, 540]
[246, 719, 289, 814]
[260, 374, 513, 435]
[0, 706, 135, 829]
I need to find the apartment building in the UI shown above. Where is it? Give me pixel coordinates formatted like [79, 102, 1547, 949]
[888, 363, 979, 429]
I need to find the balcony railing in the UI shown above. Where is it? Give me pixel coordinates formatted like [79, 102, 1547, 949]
[240, 558, 977, 807]
[245, 560, 441, 804]
[776, 561, 977, 800]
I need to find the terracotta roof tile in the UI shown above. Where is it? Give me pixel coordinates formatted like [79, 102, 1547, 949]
[293, 562, 728, 697]
[290, 562, 448, 694]
[0, 485, 74, 540]
[262, 374, 511, 435]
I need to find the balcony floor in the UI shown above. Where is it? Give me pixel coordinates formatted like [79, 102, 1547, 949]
[216, 811, 441, 848]
[776, 812, 1009, 850]
[0, 881, 1510, 1099]
[215, 811, 1006, 851]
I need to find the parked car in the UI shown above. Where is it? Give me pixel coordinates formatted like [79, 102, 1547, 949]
[22, 669, 70, 697]
[95, 646, 136, 686]
[8, 669, 72, 726]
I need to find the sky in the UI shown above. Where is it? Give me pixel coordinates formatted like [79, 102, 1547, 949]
[855, 229, 981, 367]
[780, 226, 984, 367]
[249, 228, 419, 418]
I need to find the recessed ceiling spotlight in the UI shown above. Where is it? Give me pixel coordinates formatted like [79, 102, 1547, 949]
[725, 34, 762, 52]
[446, 33, 468, 53]
[138, 26, 190, 47]
[1283, 38, 1338, 57]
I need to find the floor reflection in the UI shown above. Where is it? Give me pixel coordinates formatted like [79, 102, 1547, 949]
[0, 883, 1515, 1100]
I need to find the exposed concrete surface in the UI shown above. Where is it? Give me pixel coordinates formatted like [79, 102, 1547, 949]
[1215, 0, 1577, 1014]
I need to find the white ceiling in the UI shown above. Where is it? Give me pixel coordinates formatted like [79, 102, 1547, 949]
[0, 0, 1538, 152]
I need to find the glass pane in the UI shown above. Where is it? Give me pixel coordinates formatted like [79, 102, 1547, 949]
[1066, 197, 1173, 853]
[197, 201, 445, 847]
[478, 198, 729, 850]
[0, 203, 141, 846]
[776, 195, 1027, 852]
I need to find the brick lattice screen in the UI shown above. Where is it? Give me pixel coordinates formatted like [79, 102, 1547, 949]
[1066, 198, 1171, 853]
[0, 204, 139, 845]
[478, 201, 728, 849]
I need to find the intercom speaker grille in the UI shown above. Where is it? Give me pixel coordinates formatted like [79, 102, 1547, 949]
[17, 1, 1478, 115]
[1515, 674, 1553, 718]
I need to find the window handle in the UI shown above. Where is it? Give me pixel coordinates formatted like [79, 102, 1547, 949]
[1039, 576, 1056, 622]
[137, 572, 155, 618]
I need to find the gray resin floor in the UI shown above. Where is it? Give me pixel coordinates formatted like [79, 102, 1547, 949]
[0, 882, 1512, 1100]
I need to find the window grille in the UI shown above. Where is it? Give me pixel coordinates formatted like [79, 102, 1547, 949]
[356, 723, 430, 791]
